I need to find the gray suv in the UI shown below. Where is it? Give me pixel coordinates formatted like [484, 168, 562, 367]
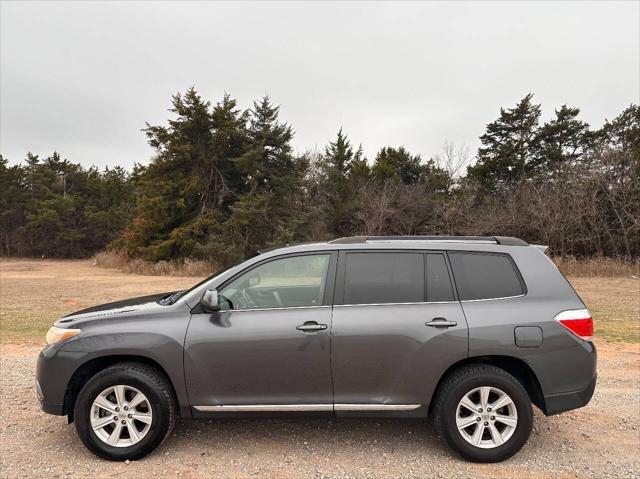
[36, 236, 597, 463]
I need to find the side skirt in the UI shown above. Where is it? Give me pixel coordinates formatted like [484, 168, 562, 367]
[193, 404, 422, 413]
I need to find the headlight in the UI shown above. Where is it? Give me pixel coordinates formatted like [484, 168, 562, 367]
[45, 326, 81, 345]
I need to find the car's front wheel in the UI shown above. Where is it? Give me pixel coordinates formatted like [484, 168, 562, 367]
[433, 364, 533, 462]
[74, 362, 176, 461]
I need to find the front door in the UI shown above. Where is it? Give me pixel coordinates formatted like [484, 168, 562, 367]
[184, 252, 337, 412]
[330, 251, 469, 413]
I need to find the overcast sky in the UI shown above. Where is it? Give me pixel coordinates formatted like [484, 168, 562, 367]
[1, 1, 638, 170]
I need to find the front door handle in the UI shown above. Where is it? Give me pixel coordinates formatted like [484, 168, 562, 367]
[425, 317, 458, 328]
[296, 321, 328, 332]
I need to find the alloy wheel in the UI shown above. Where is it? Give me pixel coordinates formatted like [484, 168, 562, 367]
[90, 385, 153, 448]
[455, 386, 518, 449]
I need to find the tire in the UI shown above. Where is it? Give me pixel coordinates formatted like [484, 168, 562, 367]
[433, 364, 533, 463]
[74, 362, 177, 461]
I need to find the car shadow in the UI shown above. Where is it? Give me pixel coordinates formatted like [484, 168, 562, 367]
[166, 416, 452, 457]
[42, 407, 554, 467]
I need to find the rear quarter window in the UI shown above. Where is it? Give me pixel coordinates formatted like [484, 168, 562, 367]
[448, 252, 525, 301]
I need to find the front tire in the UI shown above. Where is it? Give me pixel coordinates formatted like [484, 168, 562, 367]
[74, 362, 176, 461]
[433, 364, 533, 463]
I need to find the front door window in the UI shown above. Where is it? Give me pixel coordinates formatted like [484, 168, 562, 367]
[219, 254, 330, 310]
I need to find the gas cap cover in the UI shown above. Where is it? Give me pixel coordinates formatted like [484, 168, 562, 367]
[515, 326, 543, 348]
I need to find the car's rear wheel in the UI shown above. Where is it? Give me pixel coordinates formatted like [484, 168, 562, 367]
[74, 362, 176, 461]
[433, 364, 533, 462]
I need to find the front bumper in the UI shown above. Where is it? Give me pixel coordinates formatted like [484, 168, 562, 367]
[36, 378, 65, 415]
[33, 377, 59, 414]
[36, 345, 74, 416]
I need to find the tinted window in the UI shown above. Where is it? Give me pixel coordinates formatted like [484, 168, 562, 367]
[449, 252, 524, 301]
[426, 254, 455, 302]
[343, 253, 424, 305]
[220, 254, 330, 310]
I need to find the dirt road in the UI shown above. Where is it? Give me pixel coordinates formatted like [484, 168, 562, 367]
[1, 259, 639, 478]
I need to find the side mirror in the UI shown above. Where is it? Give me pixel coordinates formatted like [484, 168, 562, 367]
[201, 289, 219, 312]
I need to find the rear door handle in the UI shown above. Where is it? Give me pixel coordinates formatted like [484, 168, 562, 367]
[296, 321, 328, 332]
[425, 318, 458, 328]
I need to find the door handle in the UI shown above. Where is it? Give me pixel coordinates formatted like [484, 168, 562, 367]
[425, 317, 458, 328]
[296, 321, 328, 332]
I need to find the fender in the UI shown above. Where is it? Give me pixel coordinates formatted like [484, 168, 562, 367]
[37, 304, 192, 417]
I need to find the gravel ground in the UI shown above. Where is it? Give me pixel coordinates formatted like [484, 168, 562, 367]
[1, 341, 638, 479]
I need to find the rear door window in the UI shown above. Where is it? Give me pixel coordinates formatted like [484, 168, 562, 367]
[448, 252, 525, 301]
[426, 253, 455, 302]
[343, 252, 424, 305]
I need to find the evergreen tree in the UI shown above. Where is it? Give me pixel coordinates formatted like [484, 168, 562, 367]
[531, 105, 593, 176]
[218, 97, 308, 262]
[208, 94, 251, 208]
[0, 155, 28, 256]
[371, 146, 451, 193]
[317, 129, 364, 236]
[236, 96, 296, 194]
[372, 146, 423, 184]
[599, 104, 640, 154]
[0, 152, 133, 258]
[121, 89, 251, 260]
[467, 93, 542, 191]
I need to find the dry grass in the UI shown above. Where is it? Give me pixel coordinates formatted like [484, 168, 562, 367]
[0, 258, 201, 343]
[552, 256, 639, 277]
[1, 258, 638, 344]
[568, 276, 639, 343]
[94, 250, 219, 277]
[95, 250, 640, 279]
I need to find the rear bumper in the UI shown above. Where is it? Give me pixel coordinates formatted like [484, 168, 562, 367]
[543, 372, 597, 415]
[527, 337, 597, 416]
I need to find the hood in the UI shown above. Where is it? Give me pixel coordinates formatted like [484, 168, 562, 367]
[56, 292, 174, 325]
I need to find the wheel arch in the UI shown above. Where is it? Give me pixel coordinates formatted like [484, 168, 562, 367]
[430, 355, 546, 414]
[64, 355, 180, 422]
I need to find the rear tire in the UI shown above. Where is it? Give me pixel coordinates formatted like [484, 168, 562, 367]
[433, 364, 533, 462]
[74, 362, 176, 461]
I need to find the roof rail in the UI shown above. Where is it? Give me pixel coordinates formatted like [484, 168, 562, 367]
[329, 235, 528, 246]
[329, 236, 369, 244]
[493, 236, 528, 246]
[257, 240, 323, 254]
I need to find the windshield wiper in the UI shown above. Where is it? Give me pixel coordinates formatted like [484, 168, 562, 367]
[158, 290, 185, 305]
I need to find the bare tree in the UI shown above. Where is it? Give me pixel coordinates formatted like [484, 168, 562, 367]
[436, 140, 471, 179]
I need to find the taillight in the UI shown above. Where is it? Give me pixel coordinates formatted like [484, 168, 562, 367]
[554, 309, 593, 341]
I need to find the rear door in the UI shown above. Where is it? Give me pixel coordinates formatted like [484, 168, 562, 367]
[330, 250, 468, 414]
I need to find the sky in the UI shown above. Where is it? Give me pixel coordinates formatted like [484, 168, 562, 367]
[1, 1, 638, 170]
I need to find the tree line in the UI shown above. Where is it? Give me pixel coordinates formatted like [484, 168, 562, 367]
[1, 89, 638, 264]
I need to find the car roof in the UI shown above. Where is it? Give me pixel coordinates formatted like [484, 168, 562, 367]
[256, 235, 529, 257]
